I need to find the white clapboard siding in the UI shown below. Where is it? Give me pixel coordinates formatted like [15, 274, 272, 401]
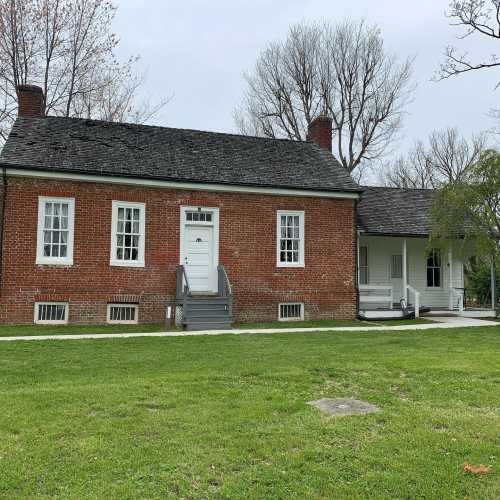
[359, 235, 464, 310]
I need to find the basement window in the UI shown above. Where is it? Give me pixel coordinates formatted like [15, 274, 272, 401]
[107, 304, 138, 324]
[279, 303, 304, 322]
[34, 302, 68, 324]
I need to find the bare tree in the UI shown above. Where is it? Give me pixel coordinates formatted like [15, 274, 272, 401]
[438, 0, 500, 84]
[381, 127, 486, 188]
[381, 141, 434, 188]
[0, 0, 168, 141]
[235, 20, 415, 176]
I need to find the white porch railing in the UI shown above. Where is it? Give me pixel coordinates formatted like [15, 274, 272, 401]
[406, 285, 420, 319]
[450, 287, 464, 313]
[359, 285, 393, 309]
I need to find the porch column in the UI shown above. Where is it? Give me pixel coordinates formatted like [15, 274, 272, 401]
[448, 248, 453, 311]
[402, 239, 407, 303]
[356, 232, 360, 285]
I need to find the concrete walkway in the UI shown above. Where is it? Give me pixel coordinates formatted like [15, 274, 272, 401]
[0, 316, 496, 342]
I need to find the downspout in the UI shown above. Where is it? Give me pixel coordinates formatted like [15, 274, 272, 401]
[354, 199, 360, 319]
[0, 166, 7, 298]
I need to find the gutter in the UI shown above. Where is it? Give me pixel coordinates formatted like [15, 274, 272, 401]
[1, 165, 362, 200]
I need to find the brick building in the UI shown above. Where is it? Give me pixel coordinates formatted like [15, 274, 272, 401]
[0, 85, 361, 328]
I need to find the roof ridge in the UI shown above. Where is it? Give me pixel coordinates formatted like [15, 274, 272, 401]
[18, 115, 312, 147]
[361, 185, 435, 192]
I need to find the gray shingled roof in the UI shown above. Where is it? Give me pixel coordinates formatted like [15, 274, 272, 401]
[0, 116, 361, 193]
[357, 186, 435, 237]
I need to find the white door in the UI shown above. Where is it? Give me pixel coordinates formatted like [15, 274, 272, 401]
[183, 225, 215, 292]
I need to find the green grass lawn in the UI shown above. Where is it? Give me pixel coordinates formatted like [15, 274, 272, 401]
[0, 326, 499, 498]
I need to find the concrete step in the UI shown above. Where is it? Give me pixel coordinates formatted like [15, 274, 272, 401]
[185, 320, 232, 331]
[185, 311, 232, 320]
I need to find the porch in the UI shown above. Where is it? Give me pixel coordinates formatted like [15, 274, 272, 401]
[357, 235, 496, 320]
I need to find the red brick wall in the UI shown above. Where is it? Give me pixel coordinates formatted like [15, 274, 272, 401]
[0, 176, 357, 324]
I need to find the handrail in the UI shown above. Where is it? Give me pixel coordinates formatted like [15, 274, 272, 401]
[176, 265, 191, 300]
[406, 285, 420, 318]
[450, 287, 464, 313]
[217, 265, 232, 297]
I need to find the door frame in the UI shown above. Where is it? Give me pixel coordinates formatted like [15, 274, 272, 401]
[179, 206, 220, 293]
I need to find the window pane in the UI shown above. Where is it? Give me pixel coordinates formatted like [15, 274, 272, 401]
[391, 255, 402, 279]
[427, 268, 433, 287]
[278, 213, 302, 265]
[114, 205, 142, 262]
[280, 303, 302, 320]
[434, 268, 441, 287]
[360, 268, 367, 285]
[109, 305, 137, 323]
[37, 303, 66, 323]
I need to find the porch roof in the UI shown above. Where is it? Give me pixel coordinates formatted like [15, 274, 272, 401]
[357, 186, 435, 237]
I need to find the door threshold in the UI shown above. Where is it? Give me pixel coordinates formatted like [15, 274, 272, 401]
[190, 292, 218, 297]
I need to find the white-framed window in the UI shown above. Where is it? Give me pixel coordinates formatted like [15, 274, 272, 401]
[359, 246, 369, 284]
[276, 210, 305, 267]
[185, 210, 213, 223]
[34, 302, 68, 324]
[110, 201, 146, 267]
[36, 197, 75, 265]
[427, 249, 442, 288]
[279, 303, 304, 321]
[391, 254, 403, 279]
[107, 304, 138, 324]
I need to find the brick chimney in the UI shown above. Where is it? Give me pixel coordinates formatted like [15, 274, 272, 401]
[16, 85, 45, 118]
[307, 115, 332, 152]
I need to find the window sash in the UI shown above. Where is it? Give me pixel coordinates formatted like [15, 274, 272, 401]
[34, 302, 68, 324]
[185, 211, 213, 223]
[107, 304, 138, 324]
[279, 303, 304, 321]
[359, 246, 368, 284]
[276, 211, 304, 267]
[36, 197, 74, 265]
[391, 255, 403, 279]
[427, 249, 441, 287]
[110, 201, 145, 267]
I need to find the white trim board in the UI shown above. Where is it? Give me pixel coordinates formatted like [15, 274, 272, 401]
[179, 206, 220, 293]
[6, 168, 360, 200]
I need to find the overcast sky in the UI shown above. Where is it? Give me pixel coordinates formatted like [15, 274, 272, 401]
[114, 0, 500, 159]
